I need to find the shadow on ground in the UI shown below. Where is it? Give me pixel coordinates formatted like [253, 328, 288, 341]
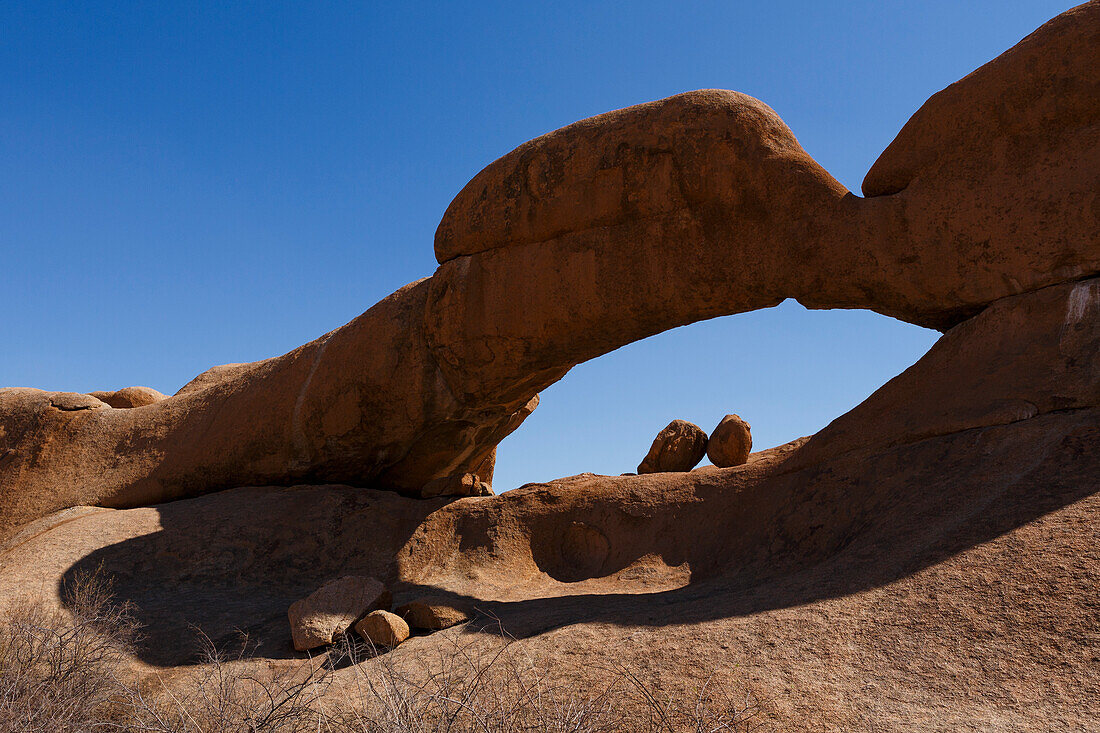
[61, 411, 1100, 667]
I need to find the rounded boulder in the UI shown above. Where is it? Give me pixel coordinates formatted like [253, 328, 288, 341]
[637, 419, 708, 474]
[707, 414, 752, 468]
[287, 575, 389, 651]
[396, 596, 470, 630]
[88, 386, 166, 408]
[355, 610, 410, 648]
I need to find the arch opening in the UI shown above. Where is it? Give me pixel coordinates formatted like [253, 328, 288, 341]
[492, 300, 939, 492]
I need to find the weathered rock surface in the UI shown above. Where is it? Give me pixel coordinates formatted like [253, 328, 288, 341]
[395, 597, 470, 630]
[88, 386, 167, 408]
[787, 279, 1100, 474]
[421, 473, 493, 499]
[706, 414, 752, 468]
[637, 419, 708, 474]
[864, 1, 1099, 256]
[0, 12, 1095, 730]
[52, 392, 108, 410]
[0, 268, 1095, 729]
[354, 610, 409, 648]
[1, 3, 1097, 537]
[287, 576, 389, 651]
[0, 281, 535, 539]
[558, 521, 611, 582]
[0, 24, 1094, 726]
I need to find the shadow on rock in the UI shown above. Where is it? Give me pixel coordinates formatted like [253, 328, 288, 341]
[60, 410, 1099, 667]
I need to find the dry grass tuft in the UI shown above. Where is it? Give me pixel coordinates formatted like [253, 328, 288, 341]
[108, 631, 334, 732]
[0, 574, 766, 732]
[330, 624, 765, 732]
[0, 568, 138, 732]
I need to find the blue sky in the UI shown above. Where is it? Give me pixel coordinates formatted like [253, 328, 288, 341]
[0, 1, 1072, 490]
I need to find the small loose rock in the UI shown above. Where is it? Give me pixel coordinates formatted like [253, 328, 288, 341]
[355, 610, 410, 648]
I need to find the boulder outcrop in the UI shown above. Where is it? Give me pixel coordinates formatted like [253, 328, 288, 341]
[637, 419, 708, 474]
[287, 576, 389, 651]
[88, 386, 166, 408]
[706, 414, 752, 468]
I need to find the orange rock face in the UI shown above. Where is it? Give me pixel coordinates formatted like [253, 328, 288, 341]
[0, 5, 1095, 727]
[0, 272, 1095, 728]
[1, 2, 1097, 549]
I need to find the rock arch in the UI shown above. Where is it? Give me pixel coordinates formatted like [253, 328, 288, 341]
[1, 1, 1097, 540]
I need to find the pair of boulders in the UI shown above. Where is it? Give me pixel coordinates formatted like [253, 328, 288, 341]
[287, 576, 470, 652]
[637, 414, 751, 474]
[355, 597, 470, 647]
[288, 576, 394, 651]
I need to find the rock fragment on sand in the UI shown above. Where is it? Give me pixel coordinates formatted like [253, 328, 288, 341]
[288, 575, 389, 651]
[355, 610, 410, 648]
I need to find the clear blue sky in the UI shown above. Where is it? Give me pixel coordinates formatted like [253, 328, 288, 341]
[0, 1, 1072, 491]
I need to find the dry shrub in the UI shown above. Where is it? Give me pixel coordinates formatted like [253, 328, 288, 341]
[0, 568, 137, 732]
[109, 631, 335, 732]
[329, 623, 766, 732]
[0, 573, 765, 732]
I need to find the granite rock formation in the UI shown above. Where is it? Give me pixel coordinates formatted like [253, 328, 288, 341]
[0, 273, 1095, 727]
[706, 414, 752, 468]
[0, 4, 1097, 729]
[637, 419, 709, 474]
[2, 4, 1097, 539]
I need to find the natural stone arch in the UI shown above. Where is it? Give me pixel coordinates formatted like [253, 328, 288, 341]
[1, 2, 1097, 540]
